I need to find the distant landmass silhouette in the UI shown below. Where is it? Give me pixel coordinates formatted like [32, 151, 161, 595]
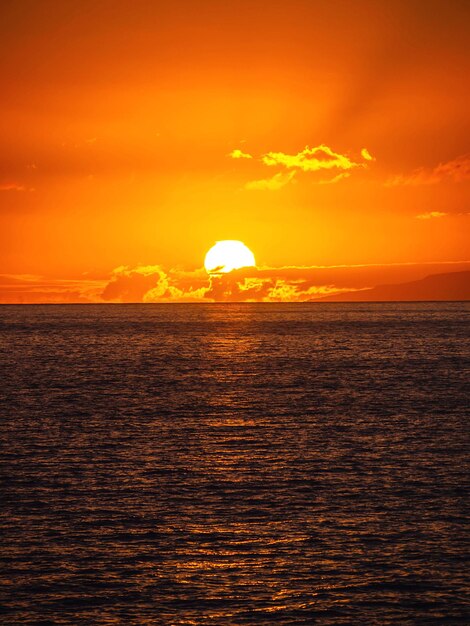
[317, 271, 470, 301]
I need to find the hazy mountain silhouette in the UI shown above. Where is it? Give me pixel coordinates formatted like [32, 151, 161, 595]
[317, 271, 470, 302]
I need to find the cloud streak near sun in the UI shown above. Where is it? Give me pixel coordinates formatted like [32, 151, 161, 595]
[2, 261, 470, 304]
[416, 211, 447, 220]
[228, 149, 253, 160]
[94, 260, 470, 304]
[245, 171, 296, 190]
[229, 144, 374, 189]
[101, 264, 352, 303]
[261, 145, 362, 172]
[387, 154, 470, 186]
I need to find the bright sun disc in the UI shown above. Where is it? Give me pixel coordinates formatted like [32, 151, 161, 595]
[204, 240, 256, 274]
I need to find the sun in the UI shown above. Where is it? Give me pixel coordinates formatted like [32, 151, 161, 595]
[204, 240, 256, 274]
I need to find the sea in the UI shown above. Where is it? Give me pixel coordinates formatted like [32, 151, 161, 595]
[1, 303, 469, 625]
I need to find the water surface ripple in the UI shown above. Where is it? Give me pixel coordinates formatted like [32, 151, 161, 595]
[1, 303, 469, 624]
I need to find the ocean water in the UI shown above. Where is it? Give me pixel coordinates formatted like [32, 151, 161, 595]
[1, 302, 469, 625]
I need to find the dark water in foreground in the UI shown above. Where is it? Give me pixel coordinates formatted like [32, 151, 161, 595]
[1, 303, 469, 625]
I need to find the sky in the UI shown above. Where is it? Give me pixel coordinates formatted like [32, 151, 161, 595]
[1, 0, 469, 302]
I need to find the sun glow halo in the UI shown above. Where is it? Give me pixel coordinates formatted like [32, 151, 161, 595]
[204, 240, 256, 275]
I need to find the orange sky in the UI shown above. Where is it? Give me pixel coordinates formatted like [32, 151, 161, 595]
[1, 0, 469, 302]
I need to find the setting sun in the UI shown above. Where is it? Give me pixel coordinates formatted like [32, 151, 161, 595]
[204, 241, 256, 275]
[1, 3, 469, 626]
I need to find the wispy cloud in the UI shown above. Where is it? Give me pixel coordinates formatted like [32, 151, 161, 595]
[102, 265, 209, 303]
[229, 148, 253, 159]
[231, 143, 373, 190]
[244, 171, 295, 191]
[0, 183, 26, 191]
[102, 265, 170, 302]
[387, 154, 470, 186]
[416, 211, 447, 220]
[361, 148, 375, 161]
[100, 264, 351, 303]
[433, 155, 470, 182]
[0, 274, 105, 303]
[261, 144, 362, 172]
[99, 261, 470, 304]
[4, 262, 469, 304]
[318, 172, 351, 185]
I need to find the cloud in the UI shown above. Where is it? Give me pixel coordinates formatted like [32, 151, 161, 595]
[101, 265, 209, 303]
[317, 172, 351, 185]
[203, 268, 345, 302]
[0, 274, 105, 303]
[0, 183, 26, 191]
[100, 263, 356, 303]
[229, 148, 253, 159]
[416, 211, 447, 220]
[203, 262, 470, 302]
[144, 282, 208, 302]
[387, 170, 435, 187]
[99, 261, 470, 304]
[230, 143, 373, 190]
[245, 171, 296, 190]
[361, 148, 375, 161]
[387, 154, 470, 186]
[101, 265, 170, 302]
[261, 144, 362, 172]
[6, 261, 470, 304]
[434, 155, 470, 182]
